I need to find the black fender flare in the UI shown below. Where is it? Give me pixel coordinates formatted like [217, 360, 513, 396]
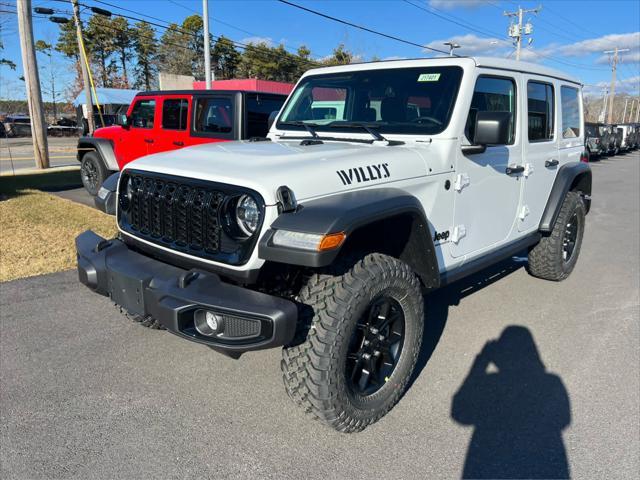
[258, 188, 440, 289]
[94, 172, 120, 215]
[539, 162, 591, 233]
[77, 137, 118, 171]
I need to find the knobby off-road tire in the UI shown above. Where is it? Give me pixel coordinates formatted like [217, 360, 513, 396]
[114, 303, 165, 330]
[281, 253, 424, 433]
[528, 191, 586, 281]
[81, 151, 109, 196]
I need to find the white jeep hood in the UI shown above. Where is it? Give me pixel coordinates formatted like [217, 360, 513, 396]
[125, 139, 429, 205]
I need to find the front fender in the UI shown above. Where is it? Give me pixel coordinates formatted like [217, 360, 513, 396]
[259, 188, 440, 288]
[77, 137, 118, 171]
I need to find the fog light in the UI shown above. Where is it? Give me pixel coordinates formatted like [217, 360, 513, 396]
[194, 310, 224, 337]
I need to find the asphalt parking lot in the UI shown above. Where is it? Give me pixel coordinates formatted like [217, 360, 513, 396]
[1, 152, 638, 479]
[0, 137, 78, 173]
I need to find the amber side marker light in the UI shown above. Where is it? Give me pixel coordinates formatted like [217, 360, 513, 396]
[318, 232, 347, 251]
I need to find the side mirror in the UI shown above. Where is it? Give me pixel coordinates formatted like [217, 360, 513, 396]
[116, 114, 130, 128]
[462, 111, 512, 155]
[267, 110, 279, 130]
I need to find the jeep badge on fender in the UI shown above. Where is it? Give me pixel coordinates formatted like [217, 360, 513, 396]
[77, 57, 591, 433]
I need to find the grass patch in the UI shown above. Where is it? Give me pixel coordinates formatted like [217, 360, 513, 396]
[0, 167, 82, 194]
[0, 189, 116, 282]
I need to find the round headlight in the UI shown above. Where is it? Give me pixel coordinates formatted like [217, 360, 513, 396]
[235, 194, 260, 236]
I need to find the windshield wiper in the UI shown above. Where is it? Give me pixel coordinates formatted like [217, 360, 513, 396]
[278, 121, 320, 138]
[328, 122, 403, 146]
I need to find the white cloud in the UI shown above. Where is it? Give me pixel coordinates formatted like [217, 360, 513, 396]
[423, 34, 508, 56]
[596, 51, 640, 65]
[428, 0, 487, 9]
[555, 32, 640, 58]
[241, 36, 275, 47]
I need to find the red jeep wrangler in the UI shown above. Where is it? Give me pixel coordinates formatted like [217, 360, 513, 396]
[77, 89, 288, 195]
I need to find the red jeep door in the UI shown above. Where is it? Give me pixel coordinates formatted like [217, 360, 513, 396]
[189, 94, 236, 146]
[116, 98, 157, 168]
[152, 96, 190, 154]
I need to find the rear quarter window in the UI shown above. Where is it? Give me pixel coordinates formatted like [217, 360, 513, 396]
[561, 86, 581, 138]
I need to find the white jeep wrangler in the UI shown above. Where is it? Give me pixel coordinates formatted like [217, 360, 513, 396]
[77, 57, 591, 433]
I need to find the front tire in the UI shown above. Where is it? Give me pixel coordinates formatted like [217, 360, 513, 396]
[81, 151, 109, 196]
[281, 253, 424, 433]
[527, 191, 586, 281]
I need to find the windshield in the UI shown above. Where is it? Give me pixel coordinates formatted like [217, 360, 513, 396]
[277, 66, 463, 136]
[585, 125, 597, 136]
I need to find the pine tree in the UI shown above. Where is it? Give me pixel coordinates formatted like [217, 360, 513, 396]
[132, 21, 158, 90]
[85, 16, 115, 86]
[111, 17, 133, 87]
[212, 36, 240, 79]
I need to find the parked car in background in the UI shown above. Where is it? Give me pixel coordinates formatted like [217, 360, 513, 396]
[618, 124, 633, 152]
[77, 88, 289, 195]
[631, 124, 640, 149]
[584, 122, 602, 161]
[2, 115, 31, 137]
[612, 126, 623, 154]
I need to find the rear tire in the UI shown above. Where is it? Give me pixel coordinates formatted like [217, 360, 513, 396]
[527, 191, 585, 281]
[281, 253, 424, 433]
[81, 151, 109, 196]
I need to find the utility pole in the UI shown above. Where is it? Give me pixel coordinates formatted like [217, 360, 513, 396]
[71, 0, 95, 134]
[203, 0, 212, 89]
[599, 87, 608, 123]
[505, 5, 540, 61]
[16, 0, 49, 169]
[604, 47, 629, 124]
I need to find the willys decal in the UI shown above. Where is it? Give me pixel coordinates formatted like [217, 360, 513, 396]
[337, 163, 390, 186]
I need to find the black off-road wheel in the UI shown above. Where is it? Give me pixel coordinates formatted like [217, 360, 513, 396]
[115, 303, 165, 330]
[81, 151, 109, 196]
[281, 253, 424, 433]
[527, 191, 586, 281]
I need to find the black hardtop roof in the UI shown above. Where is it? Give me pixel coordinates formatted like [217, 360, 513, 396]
[135, 89, 288, 97]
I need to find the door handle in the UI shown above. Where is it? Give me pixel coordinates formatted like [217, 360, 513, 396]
[545, 159, 559, 168]
[173, 141, 184, 146]
[505, 165, 525, 175]
[144, 138, 154, 144]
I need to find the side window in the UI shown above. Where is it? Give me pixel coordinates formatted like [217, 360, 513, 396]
[193, 97, 233, 133]
[162, 99, 188, 130]
[527, 81, 554, 142]
[466, 76, 516, 144]
[130, 99, 155, 129]
[561, 86, 581, 138]
[245, 94, 286, 138]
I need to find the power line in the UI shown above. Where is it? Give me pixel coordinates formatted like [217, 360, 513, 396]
[80, 0, 323, 68]
[47, 0, 323, 70]
[165, 0, 258, 38]
[276, 0, 451, 56]
[403, 0, 508, 41]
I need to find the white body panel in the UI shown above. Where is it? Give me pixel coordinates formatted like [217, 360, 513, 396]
[121, 57, 584, 275]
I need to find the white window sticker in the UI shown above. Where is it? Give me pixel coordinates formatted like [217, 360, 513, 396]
[418, 73, 441, 82]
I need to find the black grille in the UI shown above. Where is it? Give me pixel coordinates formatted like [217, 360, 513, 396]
[118, 170, 263, 265]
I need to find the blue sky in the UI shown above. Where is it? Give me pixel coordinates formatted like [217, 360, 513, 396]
[1, 0, 639, 101]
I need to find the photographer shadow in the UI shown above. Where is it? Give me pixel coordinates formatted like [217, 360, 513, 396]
[409, 256, 571, 479]
[451, 325, 571, 479]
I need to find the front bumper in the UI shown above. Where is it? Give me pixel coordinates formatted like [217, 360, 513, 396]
[76, 230, 297, 355]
